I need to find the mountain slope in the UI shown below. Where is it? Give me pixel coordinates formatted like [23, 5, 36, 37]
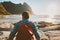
[0, 3, 10, 15]
[1, 1, 32, 14]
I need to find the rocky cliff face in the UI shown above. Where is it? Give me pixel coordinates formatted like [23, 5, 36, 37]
[0, 3, 10, 15]
[1, 1, 32, 15]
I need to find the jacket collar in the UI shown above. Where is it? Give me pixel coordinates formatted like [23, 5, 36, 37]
[21, 19, 29, 24]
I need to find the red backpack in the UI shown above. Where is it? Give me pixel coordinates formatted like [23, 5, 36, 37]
[16, 22, 35, 40]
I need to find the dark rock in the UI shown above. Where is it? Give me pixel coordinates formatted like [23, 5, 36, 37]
[1, 1, 32, 15]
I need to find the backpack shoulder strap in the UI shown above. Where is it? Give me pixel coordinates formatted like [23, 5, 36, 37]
[18, 21, 22, 28]
[18, 21, 32, 28]
[26, 22, 32, 27]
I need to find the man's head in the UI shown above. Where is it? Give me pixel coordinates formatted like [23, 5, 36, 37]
[22, 11, 30, 20]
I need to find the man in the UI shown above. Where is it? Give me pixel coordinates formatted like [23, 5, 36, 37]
[8, 11, 40, 40]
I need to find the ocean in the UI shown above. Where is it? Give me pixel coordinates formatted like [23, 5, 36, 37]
[0, 15, 60, 23]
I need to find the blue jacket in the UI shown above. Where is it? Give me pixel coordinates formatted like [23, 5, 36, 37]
[9, 19, 40, 39]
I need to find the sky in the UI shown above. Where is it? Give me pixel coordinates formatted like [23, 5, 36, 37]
[0, 0, 60, 16]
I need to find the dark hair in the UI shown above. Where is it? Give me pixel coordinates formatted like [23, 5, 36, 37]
[22, 12, 29, 19]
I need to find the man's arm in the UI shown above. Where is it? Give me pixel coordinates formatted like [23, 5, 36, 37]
[8, 22, 19, 39]
[32, 23, 41, 40]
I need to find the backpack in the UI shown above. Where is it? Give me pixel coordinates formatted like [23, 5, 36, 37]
[16, 22, 34, 40]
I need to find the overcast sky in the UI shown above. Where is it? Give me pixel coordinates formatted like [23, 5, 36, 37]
[0, 0, 60, 16]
